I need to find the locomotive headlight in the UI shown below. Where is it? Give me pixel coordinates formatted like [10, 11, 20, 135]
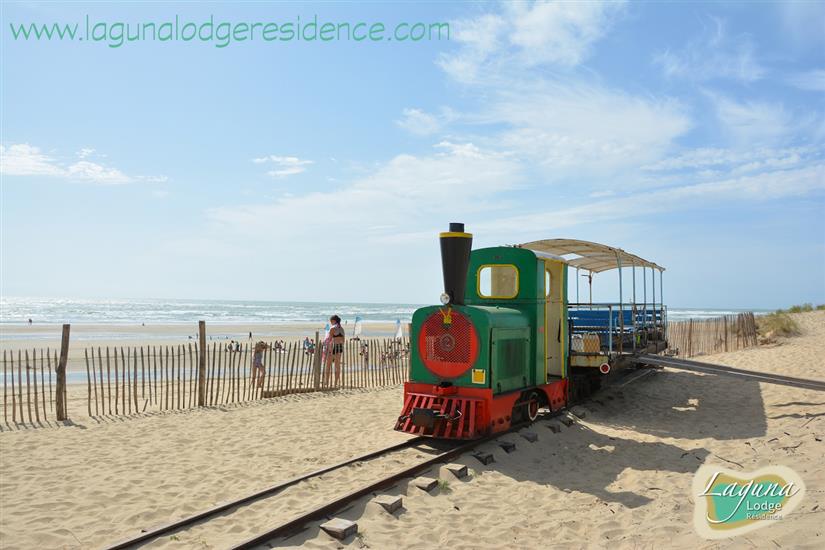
[439, 292, 451, 305]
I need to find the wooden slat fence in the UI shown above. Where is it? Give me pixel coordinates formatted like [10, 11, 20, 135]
[667, 312, 758, 358]
[2, 349, 59, 426]
[78, 337, 410, 418]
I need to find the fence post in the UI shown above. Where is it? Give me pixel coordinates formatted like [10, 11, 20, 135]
[56, 324, 70, 421]
[312, 330, 322, 391]
[312, 331, 322, 390]
[687, 319, 693, 358]
[198, 321, 206, 406]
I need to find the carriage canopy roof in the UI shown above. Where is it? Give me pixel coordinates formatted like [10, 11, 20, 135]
[518, 239, 665, 273]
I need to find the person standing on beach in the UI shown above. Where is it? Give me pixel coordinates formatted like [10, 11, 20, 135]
[324, 315, 345, 387]
[252, 341, 268, 388]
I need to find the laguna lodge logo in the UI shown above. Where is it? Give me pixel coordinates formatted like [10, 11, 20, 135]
[692, 464, 806, 539]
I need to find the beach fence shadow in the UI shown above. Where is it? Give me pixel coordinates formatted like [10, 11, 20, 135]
[596, 369, 768, 441]
[0, 418, 79, 431]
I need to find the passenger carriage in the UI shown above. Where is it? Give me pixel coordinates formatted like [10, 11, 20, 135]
[395, 224, 668, 439]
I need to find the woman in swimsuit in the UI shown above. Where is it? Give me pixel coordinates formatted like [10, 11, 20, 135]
[253, 341, 268, 388]
[324, 315, 345, 387]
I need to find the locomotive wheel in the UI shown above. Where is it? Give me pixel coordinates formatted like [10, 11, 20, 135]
[512, 390, 541, 423]
[526, 391, 540, 421]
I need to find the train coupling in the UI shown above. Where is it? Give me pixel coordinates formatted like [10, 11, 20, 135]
[398, 407, 462, 429]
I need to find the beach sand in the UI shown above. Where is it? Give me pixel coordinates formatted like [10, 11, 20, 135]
[0, 311, 823, 549]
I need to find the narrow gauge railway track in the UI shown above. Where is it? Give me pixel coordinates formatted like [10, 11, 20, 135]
[103, 437, 428, 550]
[229, 422, 529, 550]
[105, 368, 649, 549]
[228, 368, 654, 549]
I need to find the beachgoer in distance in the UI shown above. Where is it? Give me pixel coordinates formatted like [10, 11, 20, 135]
[360, 341, 369, 367]
[253, 341, 268, 388]
[324, 315, 345, 387]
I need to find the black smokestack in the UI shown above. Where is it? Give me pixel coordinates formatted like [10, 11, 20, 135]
[440, 223, 473, 305]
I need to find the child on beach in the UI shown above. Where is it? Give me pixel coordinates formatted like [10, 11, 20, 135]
[324, 315, 345, 387]
[253, 341, 268, 388]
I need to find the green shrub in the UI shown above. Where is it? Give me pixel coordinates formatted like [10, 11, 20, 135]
[786, 303, 814, 313]
[757, 312, 801, 338]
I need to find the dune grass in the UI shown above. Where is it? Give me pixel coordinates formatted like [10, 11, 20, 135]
[757, 312, 801, 338]
[755, 303, 822, 339]
[774, 303, 825, 314]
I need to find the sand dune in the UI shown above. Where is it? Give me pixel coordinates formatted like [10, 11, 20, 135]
[0, 311, 823, 549]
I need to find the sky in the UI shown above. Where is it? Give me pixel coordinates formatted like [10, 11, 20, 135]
[1, 1, 824, 309]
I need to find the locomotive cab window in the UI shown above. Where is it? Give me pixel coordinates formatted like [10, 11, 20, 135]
[478, 265, 519, 299]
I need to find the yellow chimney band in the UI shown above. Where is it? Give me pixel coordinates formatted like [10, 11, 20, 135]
[439, 232, 473, 238]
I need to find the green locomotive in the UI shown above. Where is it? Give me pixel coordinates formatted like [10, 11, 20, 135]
[395, 223, 667, 439]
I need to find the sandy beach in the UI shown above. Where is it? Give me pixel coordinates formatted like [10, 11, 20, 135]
[0, 310, 823, 549]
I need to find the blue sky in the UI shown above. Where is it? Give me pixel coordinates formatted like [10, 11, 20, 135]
[1, 1, 823, 309]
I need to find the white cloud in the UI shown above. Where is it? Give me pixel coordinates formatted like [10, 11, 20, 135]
[437, 2, 625, 83]
[252, 155, 313, 177]
[428, 3, 688, 183]
[475, 164, 825, 238]
[706, 93, 792, 145]
[396, 108, 440, 136]
[0, 143, 166, 184]
[1, 144, 64, 177]
[210, 142, 522, 239]
[643, 146, 817, 173]
[506, 1, 626, 66]
[787, 69, 825, 92]
[654, 16, 765, 83]
[65, 160, 132, 184]
[436, 13, 506, 84]
[474, 81, 690, 180]
[395, 107, 457, 136]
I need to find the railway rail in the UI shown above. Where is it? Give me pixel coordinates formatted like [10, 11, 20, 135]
[633, 354, 825, 392]
[229, 427, 514, 549]
[102, 413, 545, 549]
[227, 367, 650, 548]
[103, 436, 429, 549]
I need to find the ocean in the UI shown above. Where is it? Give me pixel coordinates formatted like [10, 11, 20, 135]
[0, 296, 766, 327]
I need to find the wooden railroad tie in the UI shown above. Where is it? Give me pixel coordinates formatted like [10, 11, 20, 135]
[445, 463, 468, 479]
[320, 518, 358, 540]
[473, 451, 495, 465]
[499, 441, 517, 453]
[413, 476, 439, 492]
[373, 495, 403, 514]
[570, 406, 588, 419]
[545, 420, 563, 433]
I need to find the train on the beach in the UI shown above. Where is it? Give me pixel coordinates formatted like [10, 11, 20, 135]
[395, 223, 668, 439]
